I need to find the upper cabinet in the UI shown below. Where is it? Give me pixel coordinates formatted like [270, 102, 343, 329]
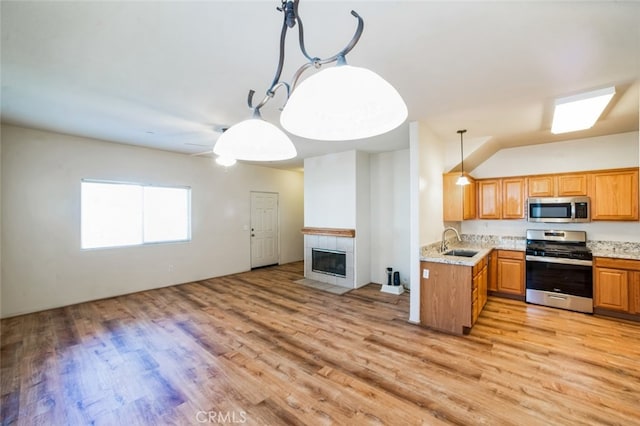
[502, 178, 527, 219]
[528, 175, 555, 197]
[590, 169, 639, 221]
[477, 178, 526, 220]
[557, 173, 589, 196]
[527, 173, 588, 197]
[477, 179, 501, 219]
[443, 173, 476, 221]
[444, 167, 638, 222]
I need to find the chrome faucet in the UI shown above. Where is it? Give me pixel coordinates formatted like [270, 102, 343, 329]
[441, 227, 462, 252]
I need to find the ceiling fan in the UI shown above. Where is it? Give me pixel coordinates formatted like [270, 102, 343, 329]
[182, 125, 237, 166]
[180, 124, 229, 156]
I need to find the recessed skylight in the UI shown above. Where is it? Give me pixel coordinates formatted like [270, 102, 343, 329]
[551, 86, 615, 134]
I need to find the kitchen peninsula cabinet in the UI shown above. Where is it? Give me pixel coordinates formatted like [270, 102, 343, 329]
[594, 257, 640, 317]
[443, 172, 476, 221]
[420, 253, 490, 334]
[590, 169, 639, 221]
[496, 250, 525, 298]
[472, 255, 489, 323]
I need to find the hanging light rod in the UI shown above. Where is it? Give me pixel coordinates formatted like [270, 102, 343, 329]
[214, 0, 407, 163]
[456, 129, 470, 186]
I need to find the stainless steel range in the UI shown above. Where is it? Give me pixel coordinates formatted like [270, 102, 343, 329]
[525, 229, 593, 313]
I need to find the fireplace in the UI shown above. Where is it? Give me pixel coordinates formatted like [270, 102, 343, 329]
[302, 228, 355, 288]
[312, 249, 346, 277]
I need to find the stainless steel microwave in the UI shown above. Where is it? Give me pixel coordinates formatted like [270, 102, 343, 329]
[527, 196, 591, 223]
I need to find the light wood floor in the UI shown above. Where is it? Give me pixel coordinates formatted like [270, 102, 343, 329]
[2, 261, 639, 425]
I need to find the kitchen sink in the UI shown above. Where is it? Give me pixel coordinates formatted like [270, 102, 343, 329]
[443, 249, 478, 258]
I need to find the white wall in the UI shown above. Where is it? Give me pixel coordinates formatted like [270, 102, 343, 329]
[303, 150, 374, 287]
[409, 121, 447, 323]
[304, 149, 411, 289]
[355, 151, 371, 287]
[0, 138, 2, 318]
[417, 122, 447, 246]
[370, 149, 410, 287]
[471, 132, 638, 178]
[304, 151, 356, 228]
[463, 131, 640, 242]
[1, 124, 304, 317]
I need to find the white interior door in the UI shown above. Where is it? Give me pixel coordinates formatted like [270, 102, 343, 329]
[250, 192, 279, 269]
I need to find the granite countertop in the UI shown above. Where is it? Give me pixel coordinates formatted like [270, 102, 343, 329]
[420, 245, 493, 266]
[420, 235, 526, 266]
[588, 240, 640, 261]
[590, 249, 640, 261]
[420, 235, 640, 263]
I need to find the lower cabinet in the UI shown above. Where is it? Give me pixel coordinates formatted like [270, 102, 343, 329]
[488, 250, 498, 292]
[495, 250, 525, 297]
[420, 254, 489, 335]
[472, 256, 488, 324]
[594, 257, 640, 316]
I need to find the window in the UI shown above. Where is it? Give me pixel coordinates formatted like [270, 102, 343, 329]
[81, 180, 191, 249]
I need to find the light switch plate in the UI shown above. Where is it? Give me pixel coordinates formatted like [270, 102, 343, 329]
[422, 269, 429, 279]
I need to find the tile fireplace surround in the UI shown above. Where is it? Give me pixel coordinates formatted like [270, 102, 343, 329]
[302, 227, 355, 288]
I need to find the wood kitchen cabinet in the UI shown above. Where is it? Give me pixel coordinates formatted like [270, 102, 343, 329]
[557, 173, 589, 196]
[527, 173, 588, 197]
[590, 169, 639, 221]
[477, 180, 501, 219]
[488, 250, 498, 292]
[447, 167, 638, 222]
[477, 178, 526, 219]
[496, 250, 525, 297]
[420, 254, 489, 334]
[502, 178, 527, 219]
[472, 255, 488, 323]
[594, 257, 640, 318]
[443, 172, 476, 221]
[528, 175, 555, 197]
[595, 268, 628, 311]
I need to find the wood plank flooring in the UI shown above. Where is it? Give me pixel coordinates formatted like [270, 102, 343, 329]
[2, 261, 640, 425]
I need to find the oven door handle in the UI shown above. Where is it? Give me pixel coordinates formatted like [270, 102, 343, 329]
[526, 255, 593, 267]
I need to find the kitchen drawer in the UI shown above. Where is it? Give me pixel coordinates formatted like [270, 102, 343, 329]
[472, 298, 480, 324]
[498, 250, 525, 260]
[594, 257, 640, 271]
[472, 256, 488, 275]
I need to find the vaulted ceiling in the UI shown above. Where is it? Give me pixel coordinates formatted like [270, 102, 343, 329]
[1, 1, 638, 170]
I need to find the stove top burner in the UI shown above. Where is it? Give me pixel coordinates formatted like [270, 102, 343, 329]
[525, 233, 592, 260]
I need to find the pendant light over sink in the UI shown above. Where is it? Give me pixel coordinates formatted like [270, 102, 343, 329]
[456, 129, 470, 186]
[214, 0, 407, 163]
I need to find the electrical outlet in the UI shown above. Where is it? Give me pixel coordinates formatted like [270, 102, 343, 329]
[422, 269, 429, 279]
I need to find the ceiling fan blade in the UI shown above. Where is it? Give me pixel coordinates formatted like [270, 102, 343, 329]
[190, 149, 214, 157]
